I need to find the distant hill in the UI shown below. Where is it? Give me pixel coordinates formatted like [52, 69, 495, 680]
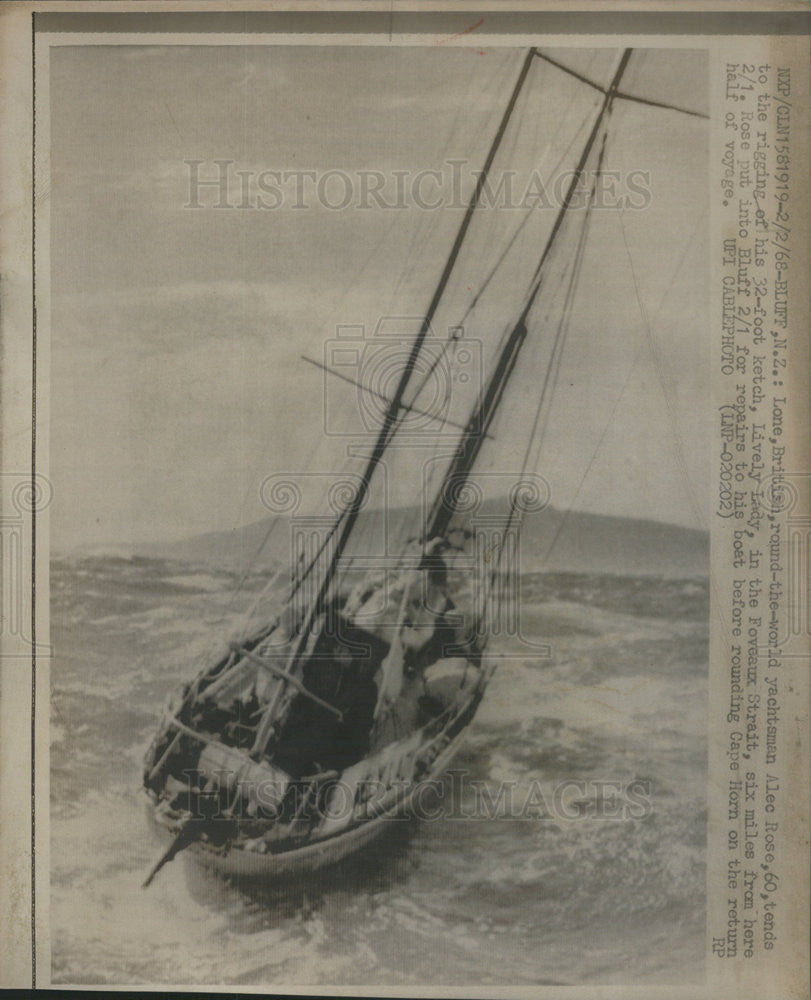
[136, 502, 708, 579]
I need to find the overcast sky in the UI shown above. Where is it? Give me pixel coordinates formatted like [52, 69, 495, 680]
[47, 44, 709, 550]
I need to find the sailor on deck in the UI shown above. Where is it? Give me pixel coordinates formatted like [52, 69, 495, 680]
[345, 536, 482, 742]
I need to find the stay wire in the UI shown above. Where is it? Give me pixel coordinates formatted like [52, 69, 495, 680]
[456, 80, 600, 331]
[489, 127, 608, 601]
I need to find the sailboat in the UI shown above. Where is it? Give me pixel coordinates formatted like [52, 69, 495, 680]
[142, 47, 706, 885]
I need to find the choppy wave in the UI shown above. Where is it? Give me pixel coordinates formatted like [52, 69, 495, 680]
[50, 554, 708, 986]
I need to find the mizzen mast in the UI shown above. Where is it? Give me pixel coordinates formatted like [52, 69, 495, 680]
[426, 49, 634, 542]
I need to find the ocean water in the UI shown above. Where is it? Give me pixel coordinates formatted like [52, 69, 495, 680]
[50, 555, 708, 987]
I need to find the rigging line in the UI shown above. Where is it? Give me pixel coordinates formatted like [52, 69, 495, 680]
[521, 49, 633, 314]
[230, 358, 365, 626]
[360, 48, 538, 449]
[385, 84, 597, 488]
[482, 217, 582, 530]
[339, 55, 502, 312]
[487, 253, 586, 600]
[534, 50, 613, 94]
[529, 132, 606, 470]
[489, 239, 589, 594]
[225, 358, 352, 621]
[226, 437, 321, 619]
[371, 48, 540, 437]
[455, 54, 602, 329]
[268, 257, 472, 610]
[283, 431, 373, 608]
[528, 131, 605, 454]
[362, 55, 597, 479]
[489, 128, 608, 598]
[423, 249, 568, 544]
[285, 46, 542, 683]
[391, 312, 520, 536]
[539, 349, 642, 568]
[613, 89, 709, 121]
[320, 49, 534, 600]
[300, 353, 485, 437]
[239, 467, 352, 629]
[331, 197, 419, 319]
[538, 159, 706, 566]
[535, 140, 642, 570]
[464, 63, 528, 257]
[398, 327, 461, 445]
[650, 203, 709, 324]
[300, 323, 474, 604]
[344, 324, 488, 548]
[455, 92, 598, 330]
[402, 304, 514, 439]
[427, 49, 633, 541]
[226, 129, 400, 610]
[385, 49, 518, 314]
[534, 49, 709, 120]
[615, 203, 706, 532]
[380, 53, 540, 441]
[368, 332, 465, 525]
[293, 431, 398, 592]
[512, 93, 701, 563]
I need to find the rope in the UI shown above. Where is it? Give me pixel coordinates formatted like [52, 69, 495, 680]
[488, 124, 610, 608]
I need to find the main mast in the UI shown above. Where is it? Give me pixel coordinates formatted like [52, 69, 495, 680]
[290, 47, 540, 648]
